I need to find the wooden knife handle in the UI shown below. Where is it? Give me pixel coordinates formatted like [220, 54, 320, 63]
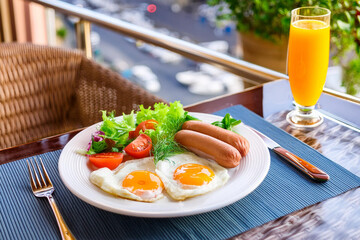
[273, 147, 330, 182]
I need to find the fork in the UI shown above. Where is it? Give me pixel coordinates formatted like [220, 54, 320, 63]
[27, 157, 76, 240]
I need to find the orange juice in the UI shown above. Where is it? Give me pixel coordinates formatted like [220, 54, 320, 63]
[288, 20, 330, 106]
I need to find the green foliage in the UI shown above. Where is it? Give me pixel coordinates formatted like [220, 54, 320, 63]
[343, 57, 360, 95]
[56, 27, 67, 39]
[208, 0, 360, 95]
[330, 1, 360, 60]
[208, 0, 358, 45]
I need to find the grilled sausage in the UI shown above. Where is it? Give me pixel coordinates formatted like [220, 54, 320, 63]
[182, 120, 250, 157]
[174, 130, 241, 168]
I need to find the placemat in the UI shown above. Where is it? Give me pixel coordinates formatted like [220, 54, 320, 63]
[1, 105, 360, 240]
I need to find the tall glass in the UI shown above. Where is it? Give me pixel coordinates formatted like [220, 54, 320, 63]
[286, 7, 331, 128]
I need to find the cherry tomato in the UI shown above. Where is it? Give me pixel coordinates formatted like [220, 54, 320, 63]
[124, 134, 152, 158]
[130, 120, 158, 139]
[89, 152, 123, 170]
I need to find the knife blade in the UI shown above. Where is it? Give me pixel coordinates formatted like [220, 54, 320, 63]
[247, 126, 330, 182]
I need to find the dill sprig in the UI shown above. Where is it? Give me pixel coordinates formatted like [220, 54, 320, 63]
[152, 132, 185, 164]
[151, 110, 198, 164]
[151, 115, 186, 164]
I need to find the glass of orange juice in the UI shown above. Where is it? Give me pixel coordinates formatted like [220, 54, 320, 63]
[286, 7, 331, 127]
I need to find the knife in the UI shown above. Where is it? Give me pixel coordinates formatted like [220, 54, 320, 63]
[247, 126, 330, 182]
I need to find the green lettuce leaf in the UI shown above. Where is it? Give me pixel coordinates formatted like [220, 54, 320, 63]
[136, 102, 169, 124]
[86, 138, 107, 155]
[99, 110, 135, 148]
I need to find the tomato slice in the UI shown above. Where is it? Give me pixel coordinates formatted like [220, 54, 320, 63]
[124, 134, 152, 158]
[89, 152, 123, 170]
[130, 120, 158, 139]
[128, 130, 137, 139]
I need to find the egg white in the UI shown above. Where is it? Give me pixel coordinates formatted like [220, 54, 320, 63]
[155, 152, 229, 201]
[90, 157, 164, 202]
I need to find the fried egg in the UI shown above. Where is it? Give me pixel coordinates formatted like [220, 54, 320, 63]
[90, 157, 164, 202]
[155, 152, 229, 200]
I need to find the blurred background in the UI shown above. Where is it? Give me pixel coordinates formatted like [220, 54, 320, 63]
[2, 0, 359, 105]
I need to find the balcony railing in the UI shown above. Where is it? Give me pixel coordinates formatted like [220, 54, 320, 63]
[1, 0, 359, 104]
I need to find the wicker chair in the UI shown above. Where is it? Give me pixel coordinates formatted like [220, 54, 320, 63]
[0, 43, 165, 150]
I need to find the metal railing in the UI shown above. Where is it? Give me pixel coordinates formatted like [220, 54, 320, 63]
[3, 0, 360, 104]
[29, 0, 287, 85]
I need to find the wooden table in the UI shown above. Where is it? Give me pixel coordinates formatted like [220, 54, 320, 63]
[1, 80, 360, 239]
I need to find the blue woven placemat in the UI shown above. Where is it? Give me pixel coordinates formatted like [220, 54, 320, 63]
[1, 105, 360, 240]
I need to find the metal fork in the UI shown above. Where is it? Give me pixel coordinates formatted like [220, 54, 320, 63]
[27, 157, 76, 240]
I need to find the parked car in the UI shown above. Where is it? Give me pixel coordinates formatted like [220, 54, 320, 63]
[124, 65, 161, 92]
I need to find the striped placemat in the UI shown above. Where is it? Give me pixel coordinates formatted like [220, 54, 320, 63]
[1, 105, 360, 240]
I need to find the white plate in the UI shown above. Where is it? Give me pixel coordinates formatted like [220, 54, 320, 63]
[58, 112, 270, 218]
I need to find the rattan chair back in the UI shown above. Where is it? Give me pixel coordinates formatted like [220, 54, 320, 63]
[0, 43, 164, 149]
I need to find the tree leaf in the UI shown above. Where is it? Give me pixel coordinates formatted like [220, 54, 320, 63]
[337, 20, 351, 31]
[344, 11, 352, 24]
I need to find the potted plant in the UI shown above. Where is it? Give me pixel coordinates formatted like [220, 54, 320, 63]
[208, 0, 360, 95]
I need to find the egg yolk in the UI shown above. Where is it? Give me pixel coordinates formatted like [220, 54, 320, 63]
[173, 163, 215, 186]
[122, 171, 164, 194]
